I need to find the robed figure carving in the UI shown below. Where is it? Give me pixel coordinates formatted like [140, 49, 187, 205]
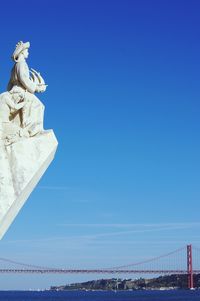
[0, 41, 47, 145]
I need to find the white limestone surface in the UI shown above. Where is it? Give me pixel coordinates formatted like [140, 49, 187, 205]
[0, 130, 58, 239]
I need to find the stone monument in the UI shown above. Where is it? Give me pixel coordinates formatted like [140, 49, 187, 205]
[0, 41, 58, 239]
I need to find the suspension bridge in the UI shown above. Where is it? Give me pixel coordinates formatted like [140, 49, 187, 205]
[0, 244, 199, 289]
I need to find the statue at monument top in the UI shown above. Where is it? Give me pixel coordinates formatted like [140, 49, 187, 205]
[0, 41, 48, 145]
[8, 41, 47, 93]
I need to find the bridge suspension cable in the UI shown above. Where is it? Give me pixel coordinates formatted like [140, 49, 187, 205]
[109, 246, 186, 269]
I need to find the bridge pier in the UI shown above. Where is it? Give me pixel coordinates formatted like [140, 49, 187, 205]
[187, 244, 194, 289]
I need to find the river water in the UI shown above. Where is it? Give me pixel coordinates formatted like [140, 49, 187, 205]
[0, 290, 199, 300]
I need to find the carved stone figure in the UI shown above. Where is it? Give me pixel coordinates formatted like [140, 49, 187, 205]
[6, 41, 47, 138]
[0, 86, 28, 145]
[0, 41, 58, 239]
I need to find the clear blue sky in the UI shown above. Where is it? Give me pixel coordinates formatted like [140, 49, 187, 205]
[0, 0, 200, 290]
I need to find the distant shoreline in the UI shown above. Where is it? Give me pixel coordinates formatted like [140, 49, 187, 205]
[50, 274, 200, 291]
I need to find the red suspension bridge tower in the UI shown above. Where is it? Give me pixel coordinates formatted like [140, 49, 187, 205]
[187, 244, 194, 289]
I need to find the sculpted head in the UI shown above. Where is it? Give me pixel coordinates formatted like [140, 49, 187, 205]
[12, 41, 30, 62]
[21, 48, 29, 59]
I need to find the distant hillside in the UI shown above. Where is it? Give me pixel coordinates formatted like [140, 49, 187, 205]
[50, 274, 200, 290]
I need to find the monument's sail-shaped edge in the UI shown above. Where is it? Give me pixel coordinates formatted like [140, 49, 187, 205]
[0, 130, 58, 239]
[0, 41, 58, 239]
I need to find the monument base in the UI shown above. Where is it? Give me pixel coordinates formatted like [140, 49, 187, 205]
[0, 130, 58, 239]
